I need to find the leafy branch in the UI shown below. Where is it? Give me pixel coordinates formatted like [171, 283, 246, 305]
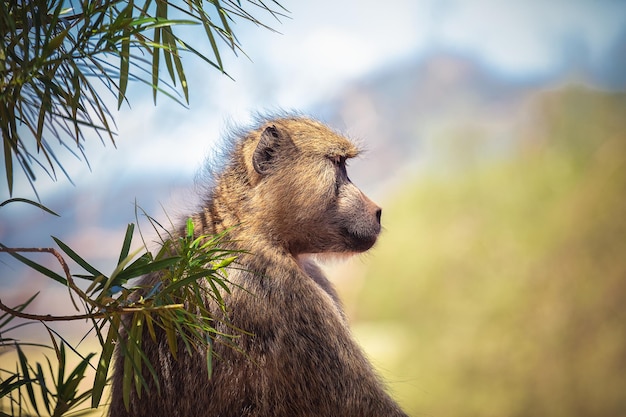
[1, 1, 286, 415]
[0, 0, 288, 197]
[0, 212, 243, 415]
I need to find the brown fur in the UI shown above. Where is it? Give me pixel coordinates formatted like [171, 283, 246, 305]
[108, 116, 407, 417]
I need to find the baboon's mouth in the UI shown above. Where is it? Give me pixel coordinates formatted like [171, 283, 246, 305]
[343, 229, 378, 252]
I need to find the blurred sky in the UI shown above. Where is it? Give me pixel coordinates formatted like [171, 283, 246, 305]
[3, 0, 626, 204]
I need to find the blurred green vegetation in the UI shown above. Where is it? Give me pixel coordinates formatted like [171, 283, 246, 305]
[354, 86, 626, 417]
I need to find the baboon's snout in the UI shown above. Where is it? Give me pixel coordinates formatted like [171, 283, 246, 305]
[370, 205, 382, 237]
[337, 185, 382, 252]
[352, 195, 382, 251]
[364, 193, 382, 230]
[374, 206, 382, 226]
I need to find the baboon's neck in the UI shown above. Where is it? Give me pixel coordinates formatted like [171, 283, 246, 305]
[191, 160, 267, 246]
[195, 189, 248, 235]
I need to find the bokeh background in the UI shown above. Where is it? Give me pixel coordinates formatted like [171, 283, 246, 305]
[2, 1, 626, 416]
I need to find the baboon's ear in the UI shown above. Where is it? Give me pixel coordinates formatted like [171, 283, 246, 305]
[253, 125, 282, 175]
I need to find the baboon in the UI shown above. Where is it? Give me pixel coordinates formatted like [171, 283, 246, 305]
[109, 116, 408, 417]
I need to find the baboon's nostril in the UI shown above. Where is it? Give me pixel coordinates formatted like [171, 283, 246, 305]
[375, 208, 382, 224]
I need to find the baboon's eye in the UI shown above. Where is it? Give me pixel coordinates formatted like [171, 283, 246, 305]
[330, 155, 349, 183]
[330, 155, 347, 167]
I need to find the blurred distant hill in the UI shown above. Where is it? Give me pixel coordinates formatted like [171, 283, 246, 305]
[316, 48, 626, 196]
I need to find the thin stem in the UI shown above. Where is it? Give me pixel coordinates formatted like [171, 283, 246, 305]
[0, 300, 184, 322]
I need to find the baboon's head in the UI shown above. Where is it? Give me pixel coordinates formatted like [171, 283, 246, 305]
[241, 117, 381, 256]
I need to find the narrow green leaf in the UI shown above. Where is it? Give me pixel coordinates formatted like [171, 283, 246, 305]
[142, 18, 199, 28]
[120, 312, 160, 408]
[124, 321, 160, 388]
[74, 67, 116, 146]
[92, 315, 120, 408]
[46, 26, 71, 54]
[174, 37, 225, 74]
[152, 25, 161, 104]
[115, 256, 181, 283]
[0, 374, 29, 398]
[102, 246, 146, 296]
[199, 18, 223, 71]
[186, 218, 194, 238]
[67, 353, 96, 382]
[213, 256, 237, 270]
[152, 0, 169, 104]
[0, 198, 60, 216]
[206, 336, 213, 378]
[131, 316, 143, 398]
[171, 314, 194, 355]
[36, 362, 51, 415]
[170, 40, 189, 102]
[157, 271, 202, 296]
[206, 277, 226, 307]
[118, 223, 135, 264]
[214, 0, 234, 50]
[57, 341, 66, 391]
[2, 126, 14, 197]
[161, 27, 177, 87]
[45, 355, 57, 389]
[164, 324, 178, 360]
[52, 236, 104, 278]
[69, 65, 82, 142]
[208, 273, 232, 295]
[116, 251, 151, 275]
[16, 343, 39, 414]
[85, 274, 106, 295]
[144, 311, 157, 342]
[36, 84, 52, 146]
[63, 352, 96, 399]
[0, 246, 67, 286]
[118, 35, 131, 109]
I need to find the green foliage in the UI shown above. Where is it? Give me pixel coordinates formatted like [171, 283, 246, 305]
[0, 0, 286, 196]
[0, 1, 286, 414]
[0, 213, 241, 415]
[1, 1, 285, 415]
[353, 87, 626, 417]
[8, 341, 95, 417]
